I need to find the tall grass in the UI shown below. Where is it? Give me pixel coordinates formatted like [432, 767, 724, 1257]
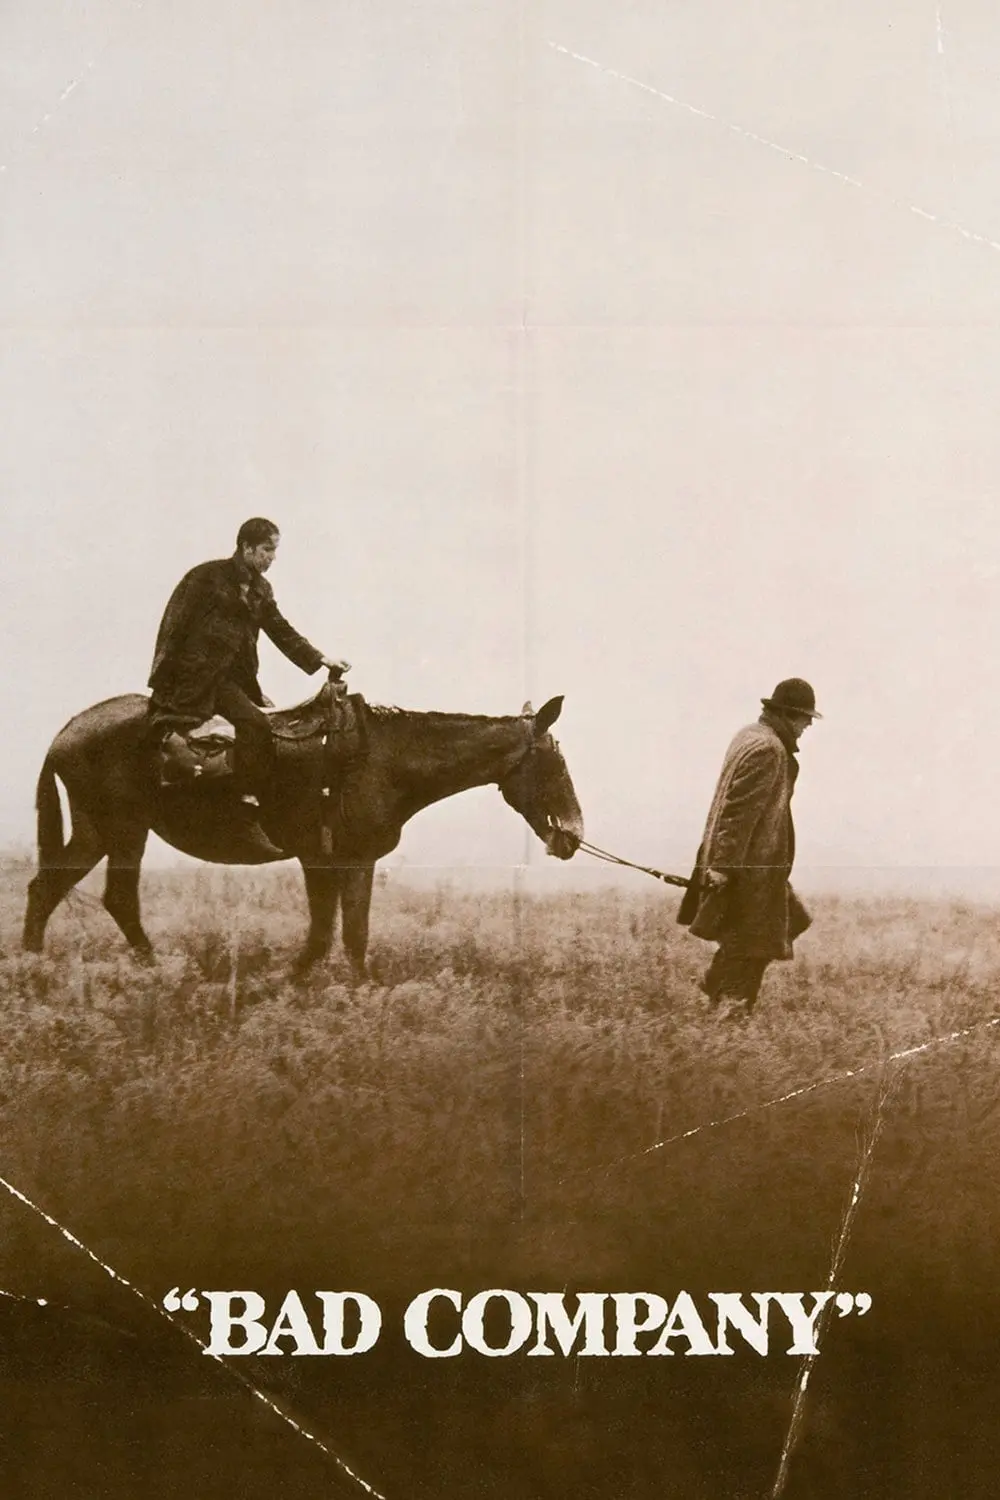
[0, 858, 997, 1498]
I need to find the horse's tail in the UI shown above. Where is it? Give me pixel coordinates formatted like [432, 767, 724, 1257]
[35, 757, 65, 867]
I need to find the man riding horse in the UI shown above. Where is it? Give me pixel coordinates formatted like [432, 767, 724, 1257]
[23, 524, 580, 968]
[148, 517, 350, 857]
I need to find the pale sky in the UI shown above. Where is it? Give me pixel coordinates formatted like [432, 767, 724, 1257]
[3, 1, 1000, 892]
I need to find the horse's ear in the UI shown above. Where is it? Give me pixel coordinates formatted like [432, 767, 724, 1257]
[534, 696, 564, 736]
[521, 700, 534, 716]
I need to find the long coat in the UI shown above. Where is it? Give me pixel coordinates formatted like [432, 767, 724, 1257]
[148, 555, 324, 723]
[677, 718, 810, 961]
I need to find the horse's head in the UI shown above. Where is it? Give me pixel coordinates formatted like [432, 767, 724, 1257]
[497, 696, 584, 860]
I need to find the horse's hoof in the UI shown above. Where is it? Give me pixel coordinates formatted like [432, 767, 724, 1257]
[132, 946, 157, 968]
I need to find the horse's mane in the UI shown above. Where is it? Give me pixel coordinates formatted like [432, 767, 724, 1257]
[366, 703, 521, 725]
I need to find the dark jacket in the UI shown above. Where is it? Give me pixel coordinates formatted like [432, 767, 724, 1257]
[148, 554, 324, 722]
[677, 715, 810, 960]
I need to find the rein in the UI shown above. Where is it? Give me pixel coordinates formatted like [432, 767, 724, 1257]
[575, 838, 690, 889]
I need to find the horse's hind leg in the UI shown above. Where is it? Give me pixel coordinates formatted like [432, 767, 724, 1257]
[22, 814, 104, 952]
[102, 824, 153, 959]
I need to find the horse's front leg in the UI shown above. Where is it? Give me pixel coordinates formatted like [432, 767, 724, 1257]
[341, 864, 375, 984]
[295, 861, 343, 973]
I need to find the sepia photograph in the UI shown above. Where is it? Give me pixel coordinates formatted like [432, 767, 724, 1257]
[2, 2, 999, 1495]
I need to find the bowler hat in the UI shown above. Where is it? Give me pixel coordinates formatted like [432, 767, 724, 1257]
[761, 678, 822, 719]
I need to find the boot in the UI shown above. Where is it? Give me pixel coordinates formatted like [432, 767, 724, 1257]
[234, 795, 286, 860]
[196, 749, 233, 782]
[158, 734, 232, 788]
[159, 731, 204, 786]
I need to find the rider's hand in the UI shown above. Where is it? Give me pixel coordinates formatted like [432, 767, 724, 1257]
[704, 868, 730, 890]
[320, 656, 351, 674]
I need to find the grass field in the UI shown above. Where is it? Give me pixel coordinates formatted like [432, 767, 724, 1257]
[0, 855, 998, 1498]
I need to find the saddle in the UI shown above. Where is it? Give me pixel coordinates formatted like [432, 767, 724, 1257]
[156, 681, 368, 801]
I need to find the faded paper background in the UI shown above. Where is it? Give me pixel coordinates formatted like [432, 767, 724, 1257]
[2, 3, 1000, 1499]
[4, 0, 1000, 893]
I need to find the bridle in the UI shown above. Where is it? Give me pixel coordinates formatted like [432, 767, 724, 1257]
[496, 729, 574, 837]
[496, 729, 687, 882]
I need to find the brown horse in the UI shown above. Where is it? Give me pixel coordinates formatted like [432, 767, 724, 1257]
[22, 687, 583, 979]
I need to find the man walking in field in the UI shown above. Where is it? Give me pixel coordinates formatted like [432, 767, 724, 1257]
[148, 517, 349, 855]
[677, 678, 820, 1017]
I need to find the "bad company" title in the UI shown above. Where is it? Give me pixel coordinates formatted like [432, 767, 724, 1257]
[162, 1286, 873, 1358]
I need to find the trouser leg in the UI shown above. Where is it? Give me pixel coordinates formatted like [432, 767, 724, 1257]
[736, 957, 769, 1009]
[214, 680, 274, 796]
[703, 948, 770, 1006]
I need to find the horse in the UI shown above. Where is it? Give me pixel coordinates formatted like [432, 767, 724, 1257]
[22, 683, 584, 980]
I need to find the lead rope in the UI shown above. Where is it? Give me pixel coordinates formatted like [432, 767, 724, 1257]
[575, 838, 690, 889]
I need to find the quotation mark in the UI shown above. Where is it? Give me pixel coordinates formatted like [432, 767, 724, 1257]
[163, 1287, 200, 1312]
[835, 1292, 872, 1317]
